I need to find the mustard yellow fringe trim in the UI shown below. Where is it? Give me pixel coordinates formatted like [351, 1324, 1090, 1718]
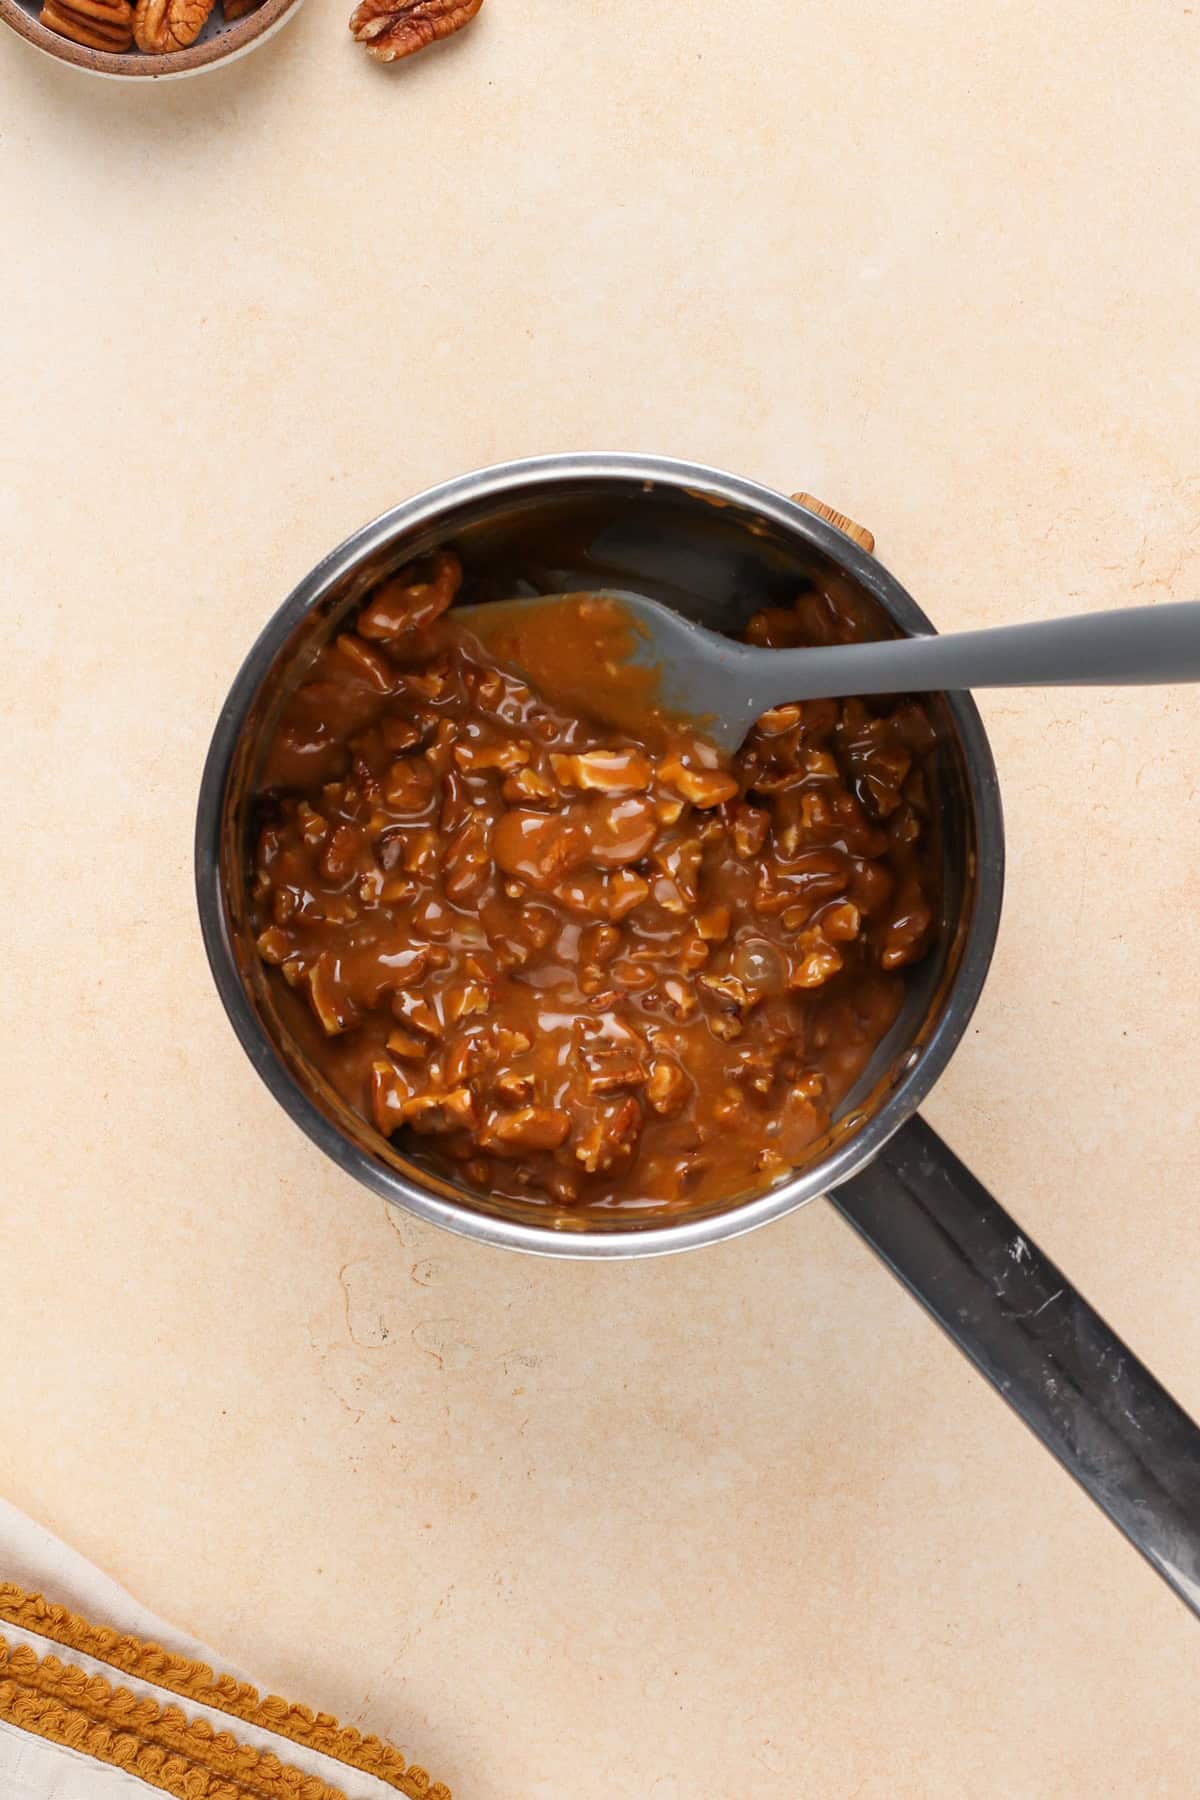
[0, 1638, 339, 1799]
[0, 1587, 449, 1800]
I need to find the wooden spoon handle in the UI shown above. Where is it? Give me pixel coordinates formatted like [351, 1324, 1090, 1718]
[791, 491, 875, 556]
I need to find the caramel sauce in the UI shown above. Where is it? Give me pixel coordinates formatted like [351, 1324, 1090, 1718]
[251, 552, 939, 1215]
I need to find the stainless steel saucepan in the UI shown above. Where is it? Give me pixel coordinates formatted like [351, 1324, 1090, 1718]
[196, 453, 1200, 1616]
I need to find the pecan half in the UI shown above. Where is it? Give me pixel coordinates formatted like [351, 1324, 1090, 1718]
[222, 0, 260, 17]
[41, 0, 133, 49]
[349, 0, 483, 62]
[134, 0, 214, 50]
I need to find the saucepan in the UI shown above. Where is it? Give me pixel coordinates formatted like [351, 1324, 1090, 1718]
[195, 453, 1200, 1615]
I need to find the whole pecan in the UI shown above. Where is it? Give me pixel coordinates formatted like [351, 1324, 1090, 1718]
[222, 0, 261, 18]
[348, 0, 483, 63]
[41, 0, 133, 50]
[134, 0, 214, 51]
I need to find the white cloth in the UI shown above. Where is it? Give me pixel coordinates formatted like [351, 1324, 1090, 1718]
[0, 1498, 408, 1800]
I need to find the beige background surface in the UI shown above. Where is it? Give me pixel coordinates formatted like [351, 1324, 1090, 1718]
[3, 2, 1200, 1794]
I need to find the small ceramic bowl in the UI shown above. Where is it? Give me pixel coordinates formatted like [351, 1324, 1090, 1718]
[0, 0, 304, 78]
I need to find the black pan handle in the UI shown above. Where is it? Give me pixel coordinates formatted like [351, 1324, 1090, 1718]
[831, 1114, 1200, 1617]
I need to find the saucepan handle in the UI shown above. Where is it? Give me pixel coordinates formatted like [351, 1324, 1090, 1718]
[832, 1115, 1200, 1617]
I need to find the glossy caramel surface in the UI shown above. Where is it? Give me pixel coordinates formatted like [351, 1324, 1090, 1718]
[251, 554, 939, 1214]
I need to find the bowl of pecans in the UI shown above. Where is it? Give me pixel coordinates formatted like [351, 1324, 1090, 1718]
[0, 0, 304, 77]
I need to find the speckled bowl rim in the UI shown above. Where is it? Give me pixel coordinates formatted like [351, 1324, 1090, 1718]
[0, 0, 304, 79]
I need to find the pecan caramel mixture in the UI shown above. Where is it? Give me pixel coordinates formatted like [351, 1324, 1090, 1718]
[251, 553, 939, 1215]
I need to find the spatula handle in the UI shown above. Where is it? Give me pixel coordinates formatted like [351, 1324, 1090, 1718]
[754, 600, 1200, 705]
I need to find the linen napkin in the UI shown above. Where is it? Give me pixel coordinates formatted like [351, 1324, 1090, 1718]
[0, 1498, 449, 1800]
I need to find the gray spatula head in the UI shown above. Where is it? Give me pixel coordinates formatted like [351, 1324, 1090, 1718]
[454, 586, 1200, 752]
[452, 589, 771, 751]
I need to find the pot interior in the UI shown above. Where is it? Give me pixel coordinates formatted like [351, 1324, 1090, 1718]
[214, 466, 992, 1244]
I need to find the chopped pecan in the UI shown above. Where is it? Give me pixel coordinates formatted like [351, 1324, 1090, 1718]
[381, 715, 424, 754]
[368, 943, 432, 994]
[732, 1046, 778, 1096]
[880, 878, 933, 970]
[836, 704, 913, 818]
[678, 931, 711, 973]
[575, 1097, 642, 1173]
[41, 0, 132, 48]
[581, 1046, 646, 1095]
[660, 976, 697, 1020]
[817, 900, 862, 942]
[696, 904, 731, 941]
[550, 748, 652, 794]
[391, 990, 441, 1037]
[494, 1070, 534, 1105]
[255, 926, 291, 966]
[731, 802, 769, 859]
[651, 837, 702, 906]
[657, 751, 738, 809]
[384, 757, 435, 814]
[454, 737, 530, 774]
[699, 971, 762, 1014]
[494, 808, 581, 886]
[502, 764, 560, 806]
[517, 902, 559, 950]
[357, 551, 462, 636]
[308, 953, 358, 1035]
[297, 801, 328, 847]
[645, 1057, 689, 1116]
[358, 868, 385, 905]
[754, 703, 803, 736]
[605, 869, 651, 920]
[579, 922, 621, 967]
[803, 748, 839, 779]
[443, 1030, 490, 1086]
[581, 795, 659, 868]
[403, 1088, 478, 1134]
[134, 0, 213, 49]
[443, 816, 492, 902]
[788, 929, 843, 989]
[334, 633, 394, 693]
[714, 1087, 749, 1126]
[774, 1083, 826, 1160]
[400, 828, 439, 875]
[271, 885, 296, 925]
[444, 980, 491, 1023]
[375, 830, 405, 873]
[610, 960, 656, 993]
[371, 1060, 415, 1134]
[320, 822, 362, 882]
[467, 666, 508, 710]
[486, 1106, 572, 1153]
